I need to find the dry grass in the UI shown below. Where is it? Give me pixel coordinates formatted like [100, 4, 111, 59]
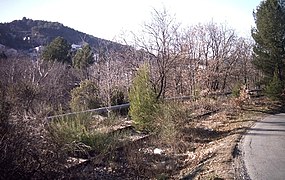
[2, 95, 275, 179]
[65, 96, 276, 179]
[174, 96, 278, 179]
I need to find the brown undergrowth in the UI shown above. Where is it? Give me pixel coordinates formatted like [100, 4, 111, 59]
[63, 95, 279, 179]
[3, 95, 277, 179]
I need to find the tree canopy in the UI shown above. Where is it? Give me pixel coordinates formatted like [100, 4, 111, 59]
[252, 0, 285, 83]
[42, 36, 71, 64]
[72, 44, 94, 70]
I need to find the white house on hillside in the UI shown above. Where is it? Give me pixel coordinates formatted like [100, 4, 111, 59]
[71, 44, 82, 51]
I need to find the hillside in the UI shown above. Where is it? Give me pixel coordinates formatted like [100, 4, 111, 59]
[0, 17, 125, 52]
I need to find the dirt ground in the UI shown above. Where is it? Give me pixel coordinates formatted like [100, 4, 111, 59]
[174, 96, 280, 180]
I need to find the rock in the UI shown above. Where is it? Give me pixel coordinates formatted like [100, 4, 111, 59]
[154, 148, 163, 154]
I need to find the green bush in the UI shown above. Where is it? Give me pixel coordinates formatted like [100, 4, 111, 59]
[156, 104, 178, 140]
[129, 63, 158, 132]
[49, 113, 92, 153]
[232, 83, 241, 98]
[154, 102, 190, 152]
[49, 113, 120, 155]
[70, 80, 102, 111]
[111, 87, 125, 106]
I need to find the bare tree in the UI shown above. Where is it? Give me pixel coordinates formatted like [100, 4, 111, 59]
[0, 56, 80, 116]
[133, 8, 182, 99]
[89, 43, 133, 107]
[181, 23, 240, 94]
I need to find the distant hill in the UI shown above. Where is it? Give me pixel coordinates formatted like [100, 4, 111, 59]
[0, 17, 125, 52]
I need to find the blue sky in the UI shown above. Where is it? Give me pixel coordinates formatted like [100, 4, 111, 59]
[1, 0, 262, 40]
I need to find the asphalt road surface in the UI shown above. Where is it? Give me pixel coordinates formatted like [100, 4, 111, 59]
[242, 113, 285, 180]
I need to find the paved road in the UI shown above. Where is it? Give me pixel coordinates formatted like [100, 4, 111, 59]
[242, 113, 285, 180]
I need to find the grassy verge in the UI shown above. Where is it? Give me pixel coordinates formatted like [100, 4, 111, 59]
[49, 112, 126, 158]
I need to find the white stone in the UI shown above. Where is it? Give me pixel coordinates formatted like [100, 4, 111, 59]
[153, 148, 163, 154]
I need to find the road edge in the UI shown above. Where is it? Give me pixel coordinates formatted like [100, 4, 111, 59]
[233, 114, 270, 180]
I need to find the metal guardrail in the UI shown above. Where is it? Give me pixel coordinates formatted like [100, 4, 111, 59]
[46, 103, 130, 120]
[165, 96, 192, 101]
[46, 89, 262, 120]
[46, 96, 193, 120]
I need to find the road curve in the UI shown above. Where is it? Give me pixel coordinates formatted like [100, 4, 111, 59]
[242, 113, 285, 180]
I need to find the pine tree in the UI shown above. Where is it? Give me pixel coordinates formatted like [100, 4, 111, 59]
[252, 0, 285, 83]
[72, 44, 94, 70]
[42, 36, 71, 64]
[129, 64, 158, 132]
